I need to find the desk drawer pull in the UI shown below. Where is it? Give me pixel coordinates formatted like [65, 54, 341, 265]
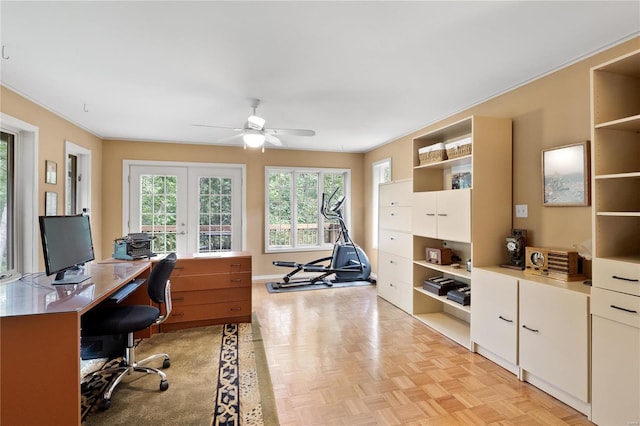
[231, 263, 241, 267]
[171, 312, 185, 317]
[522, 325, 539, 332]
[172, 297, 185, 302]
[230, 307, 242, 311]
[612, 275, 639, 283]
[498, 315, 513, 323]
[610, 304, 638, 314]
[231, 278, 243, 283]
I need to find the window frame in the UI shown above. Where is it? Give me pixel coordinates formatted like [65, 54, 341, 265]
[0, 113, 39, 280]
[264, 166, 351, 254]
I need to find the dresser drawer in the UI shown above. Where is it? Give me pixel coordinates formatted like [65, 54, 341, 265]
[378, 251, 412, 284]
[171, 257, 251, 276]
[592, 286, 640, 328]
[171, 288, 250, 307]
[377, 277, 412, 313]
[170, 272, 251, 292]
[379, 180, 412, 207]
[379, 206, 412, 232]
[166, 300, 252, 324]
[593, 258, 640, 296]
[378, 229, 412, 256]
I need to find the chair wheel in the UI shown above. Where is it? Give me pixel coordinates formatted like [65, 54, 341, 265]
[160, 380, 169, 391]
[98, 398, 111, 411]
[163, 359, 171, 368]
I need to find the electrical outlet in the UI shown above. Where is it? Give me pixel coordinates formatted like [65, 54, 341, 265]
[515, 204, 528, 218]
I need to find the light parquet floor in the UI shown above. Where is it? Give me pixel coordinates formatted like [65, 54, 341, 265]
[252, 282, 593, 426]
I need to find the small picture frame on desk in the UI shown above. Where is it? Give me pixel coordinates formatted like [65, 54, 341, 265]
[45, 160, 57, 184]
[45, 191, 57, 216]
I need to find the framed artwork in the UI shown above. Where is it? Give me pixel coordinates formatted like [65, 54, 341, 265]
[45, 192, 57, 216]
[45, 160, 57, 184]
[542, 141, 590, 206]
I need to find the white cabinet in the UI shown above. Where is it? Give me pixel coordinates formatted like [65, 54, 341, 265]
[413, 189, 471, 243]
[377, 180, 413, 313]
[411, 116, 512, 349]
[519, 279, 589, 414]
[591, 287, 640, 426]
[470, 268, 518, 374]
[590, 48, 640, 425]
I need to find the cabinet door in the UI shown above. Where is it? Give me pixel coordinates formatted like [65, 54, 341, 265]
[592, 312, 640, 426]
[519, 280, 589, 401]
[437, 189, 471, 243]
[412, 192, 438, 238]
[471, 269, 518, 365]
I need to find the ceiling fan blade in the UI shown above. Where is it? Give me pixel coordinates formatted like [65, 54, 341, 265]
[265, 128, 315, 137]
[193, 124, 243, 132]
[264, 133, 283, 146]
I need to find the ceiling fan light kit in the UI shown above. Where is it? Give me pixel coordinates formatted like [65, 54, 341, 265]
[193, 98, 315, 151]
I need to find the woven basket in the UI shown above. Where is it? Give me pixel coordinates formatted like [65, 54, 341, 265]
[419, 149, 447, 165]
[446, 142, 472, 159]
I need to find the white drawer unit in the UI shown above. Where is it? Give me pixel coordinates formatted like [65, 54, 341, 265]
[377, 180, 413, 313]
[593, 258, 640, 296]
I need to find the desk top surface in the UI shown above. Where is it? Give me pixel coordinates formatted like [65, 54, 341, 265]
[0, 261, 151, 318]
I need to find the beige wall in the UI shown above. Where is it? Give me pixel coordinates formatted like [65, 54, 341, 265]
[101, 140, 364, 276]
[363, 37, 640, 277]
[1, 86, 104, 267]
[3, 36, 638, 277]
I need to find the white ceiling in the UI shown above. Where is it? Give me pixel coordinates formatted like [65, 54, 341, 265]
[1, 1, 638, 153]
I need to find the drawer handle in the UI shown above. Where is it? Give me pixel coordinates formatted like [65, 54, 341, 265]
[522, 325, 539, 333]
[389, 260, 396, 264]
[172, 297, 185, 301]
[391, 212, 396, 216]
[498, 315, 513, 323]
[391, 202, 397, 206]
[612, 275, 639, 283]
[426, 213, 435, 216]
[171, 312, 185, 317]
[438, 213, 447, 217]
[230, 307, 242, 311]
[610, 304, 638, 314]
[231, 263, 242, 267]
[231, 278, 242, 282]
[390, 237, 395, 241]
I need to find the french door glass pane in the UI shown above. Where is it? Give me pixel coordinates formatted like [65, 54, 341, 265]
[139, 175, 177, 254]
[198, 176, 233, 252]
[296, 172, 319, 246]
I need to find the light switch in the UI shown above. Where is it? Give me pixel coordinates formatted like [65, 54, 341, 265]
[515, 204, 528, 218]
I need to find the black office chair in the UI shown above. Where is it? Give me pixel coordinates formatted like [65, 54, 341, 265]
[81, 252, 177, 410]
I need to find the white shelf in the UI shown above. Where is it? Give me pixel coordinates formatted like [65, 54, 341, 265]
[413, 260, 471, 280]
[413, 312, 471, 349]
[595, 114, 640, 132]
[595, 171, 640, 180]
[596, 211, 640, 217]
[413, 154, 471, 171]
[414, 287, 471, 313]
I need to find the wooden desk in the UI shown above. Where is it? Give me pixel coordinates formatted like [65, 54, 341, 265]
[0, 261, 151, 425]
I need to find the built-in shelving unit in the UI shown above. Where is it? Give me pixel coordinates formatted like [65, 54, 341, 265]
[411, 115, 512, 349]
[590, 48, 640, 426]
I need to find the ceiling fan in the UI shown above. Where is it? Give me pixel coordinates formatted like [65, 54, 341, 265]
[194, 98, 316, 151]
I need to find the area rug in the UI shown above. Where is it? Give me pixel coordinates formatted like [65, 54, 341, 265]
[82, 316, 278, 425]
[266, 279, 374, 293]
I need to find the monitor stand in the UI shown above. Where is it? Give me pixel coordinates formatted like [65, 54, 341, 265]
[52, 271, 92, 285]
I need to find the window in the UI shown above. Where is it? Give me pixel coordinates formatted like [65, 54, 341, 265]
[0, 131, 15, 276]
[266, 167, 350, 252]
[372, 158, 391, 248]
[0, 113, 39, 279]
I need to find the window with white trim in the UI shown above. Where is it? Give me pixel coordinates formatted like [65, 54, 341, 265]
[265, 167, 350, 252]
[372, 158, 391, 248]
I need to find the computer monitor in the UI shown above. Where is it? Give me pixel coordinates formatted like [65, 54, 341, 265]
[39, 214, 95, 285]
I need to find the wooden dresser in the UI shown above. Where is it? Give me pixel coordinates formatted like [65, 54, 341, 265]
[160, 251, 252, 331]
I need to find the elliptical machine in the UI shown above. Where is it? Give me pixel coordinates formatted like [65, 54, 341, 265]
[272, 188, 373, 288]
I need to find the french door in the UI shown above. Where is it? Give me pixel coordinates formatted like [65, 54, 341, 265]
[127, 163, 243, 254]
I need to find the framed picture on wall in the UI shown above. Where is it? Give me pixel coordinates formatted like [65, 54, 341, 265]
[542, 141, 590, 206]
[45, 160, 57, 184]
[45, 192, 57, 216]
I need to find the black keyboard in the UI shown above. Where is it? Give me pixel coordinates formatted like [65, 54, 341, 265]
[105, 278, 146, 304]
